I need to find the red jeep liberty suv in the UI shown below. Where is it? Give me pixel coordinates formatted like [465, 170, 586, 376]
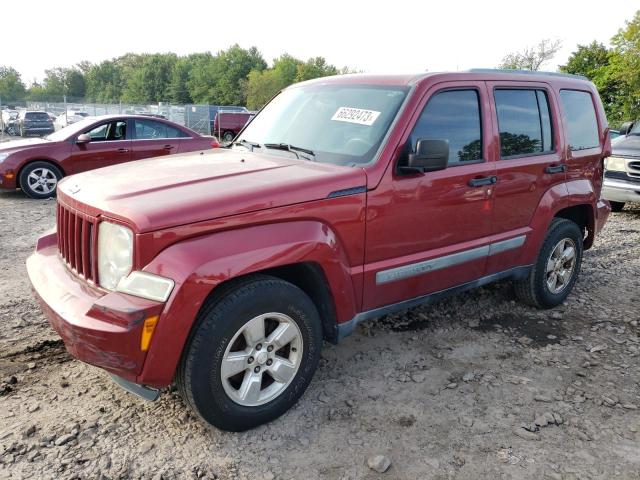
[27, 70, 611, 431]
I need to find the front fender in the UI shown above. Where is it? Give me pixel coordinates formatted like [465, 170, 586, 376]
[137, 220, 359, 386]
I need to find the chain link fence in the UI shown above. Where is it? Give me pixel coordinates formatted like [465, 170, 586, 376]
[4, 100, 246, 136]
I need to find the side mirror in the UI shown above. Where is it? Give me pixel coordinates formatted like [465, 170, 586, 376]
[76, 133, 91, 144]
[619, 121, 634, 137]
[399, 139, 449, 174]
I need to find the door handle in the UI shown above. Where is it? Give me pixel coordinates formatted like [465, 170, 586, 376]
[544, 164, 566, 174]
[468, 175, 497, 187]
[163, 144, 173, 150]
[117, 148, 129, 153]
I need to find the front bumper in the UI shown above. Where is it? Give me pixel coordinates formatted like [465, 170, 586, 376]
[602, 178, 640, 204]
[26, 231, 165, 384]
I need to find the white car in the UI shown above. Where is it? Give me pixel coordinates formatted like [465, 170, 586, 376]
[55, 111, 90, 129]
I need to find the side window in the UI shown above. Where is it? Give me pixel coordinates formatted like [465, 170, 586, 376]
[135, 119, 186, 139]
[494, 89, 554, 158]
[410, 90, 482, 166]
[85, 121, 127, 142]
[559, 90, 599, 151]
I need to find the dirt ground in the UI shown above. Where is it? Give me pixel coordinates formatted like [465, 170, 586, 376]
[0, 184, 639, 479]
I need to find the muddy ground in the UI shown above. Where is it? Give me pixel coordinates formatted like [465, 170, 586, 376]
[0, 185, 639, 479]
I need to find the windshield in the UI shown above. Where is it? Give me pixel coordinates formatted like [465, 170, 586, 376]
[630, 122, 640, 135]
[45, 116, 97, 141]
[235, 83, 408, 165]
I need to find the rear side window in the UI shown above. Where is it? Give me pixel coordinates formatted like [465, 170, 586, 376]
[410, 90, 482, 166]
[559, 90, 599, 151]
[135, 119, 187, 139]
[494, 89, 554, 158]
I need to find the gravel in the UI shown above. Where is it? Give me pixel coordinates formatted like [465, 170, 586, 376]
[1, 189, 639, 479]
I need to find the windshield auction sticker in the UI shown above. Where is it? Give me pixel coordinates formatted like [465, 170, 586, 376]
[331, 107, 381, 126]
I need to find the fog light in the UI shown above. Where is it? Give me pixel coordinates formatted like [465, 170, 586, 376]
[140, 316, 159, 351]
[116, 271, 174, 302]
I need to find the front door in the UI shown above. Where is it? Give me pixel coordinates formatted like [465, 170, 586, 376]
[363, 82, 496, 311]
[69, 119, 131, 174]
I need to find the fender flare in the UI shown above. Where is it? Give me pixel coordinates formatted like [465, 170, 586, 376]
[518, 179, 596, 265]
[137, 220, 358, 386]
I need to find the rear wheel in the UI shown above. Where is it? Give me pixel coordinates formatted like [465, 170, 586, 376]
[610, 201, 625, 212]
[222, 131, 235, 143]
[177, 275, 322, 431]
[514, 218, 583, 309]
[19, 161, 62, 199]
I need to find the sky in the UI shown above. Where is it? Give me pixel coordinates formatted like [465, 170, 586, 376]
[3, 0, 638, 83]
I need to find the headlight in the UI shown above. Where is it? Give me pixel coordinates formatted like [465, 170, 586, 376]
[116, 271, 175, 302]
[98, 221, 133, 290]
[605, 156, 627, 172]
[0, 153, 10, 163]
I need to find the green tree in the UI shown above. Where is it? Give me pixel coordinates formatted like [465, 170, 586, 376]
[168, 57, 194, 103]
[295, 57, 338, 82]
[608, 10, 640, 122]
[121, 53, 177, 103]
[499, 39, 562, 70]
[188, 45, 266, 105]
[85, 60, 124, 102]
[0, 66, 27, 102]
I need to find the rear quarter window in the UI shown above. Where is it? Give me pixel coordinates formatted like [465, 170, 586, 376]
[559, 90, 600, 151]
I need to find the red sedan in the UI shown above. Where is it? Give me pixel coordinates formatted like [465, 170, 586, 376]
[0, 115, 219, 198]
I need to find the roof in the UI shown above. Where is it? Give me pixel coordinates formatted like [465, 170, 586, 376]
[291, 69, 593, 89]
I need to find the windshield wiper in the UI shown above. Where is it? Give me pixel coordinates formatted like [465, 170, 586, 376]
[263, 143, 315, 161]
[233, 139, 261, 151]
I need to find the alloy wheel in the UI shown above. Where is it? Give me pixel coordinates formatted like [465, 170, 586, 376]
[545, 238, 577, 294]
[221, 312, 303, 407]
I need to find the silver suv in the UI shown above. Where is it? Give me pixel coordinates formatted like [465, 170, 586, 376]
[603, 121, 640, 212]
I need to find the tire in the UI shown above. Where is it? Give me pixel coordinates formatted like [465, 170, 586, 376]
[514, 218, 583, 309]
[19, 161, 63, 199]
[222, 131, 235, 143]
[177, 275, 323, 431]
[610, 201, 625, 213]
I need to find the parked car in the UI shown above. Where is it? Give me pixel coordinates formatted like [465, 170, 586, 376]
[602, 120, 640, 211]
[213, 111, 255, 142]
[610, 129, 620, 140]
[27, 70, 610, 431]
[18, 110, 54, 137]
[0, 115, 219, 198]
[1, 110, 20, 135]
[55, 110, 90, 129]
[208, 105, 248, 134]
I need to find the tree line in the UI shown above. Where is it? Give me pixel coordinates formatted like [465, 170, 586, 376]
[0, 44, 345, 109]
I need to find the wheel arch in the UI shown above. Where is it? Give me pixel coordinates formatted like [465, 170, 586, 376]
[137, 220, 358, 387]
[553, 203, 595, 249]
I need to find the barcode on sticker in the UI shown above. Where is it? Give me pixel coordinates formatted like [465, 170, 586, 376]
[331, 107, 381, 126]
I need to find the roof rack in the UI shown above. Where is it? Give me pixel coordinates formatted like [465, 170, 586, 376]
[467, 68, 588, 81]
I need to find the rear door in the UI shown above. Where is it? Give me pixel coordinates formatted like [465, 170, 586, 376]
[485, 81, 567, 274]
[131, 119, 186, 160]
[68, 119, 131, 174]
[363, 82, 496, 310]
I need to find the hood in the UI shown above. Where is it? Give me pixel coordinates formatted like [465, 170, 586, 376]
[57, 149, 367, 232]
[612, 134, 640, 158]
[0, 137, 53, 152]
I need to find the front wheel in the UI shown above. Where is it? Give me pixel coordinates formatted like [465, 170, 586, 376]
[610, 201, 625, 212]
[177, 275, 322, 431]
[222, 131, 235, 143]
[19, 161, 63, 199]
[514, 218, 583, 309]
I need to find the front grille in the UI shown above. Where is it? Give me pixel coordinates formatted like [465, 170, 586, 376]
[56, 202, 98, 282]
[628, 161, 640, 178]
[605, 170, 640, 185]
